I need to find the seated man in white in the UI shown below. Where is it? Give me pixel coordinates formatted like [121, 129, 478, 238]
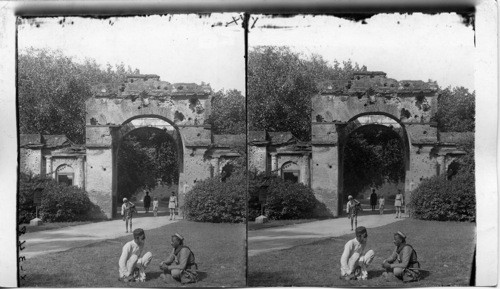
[340, 226, 375, 280]
[118, 228, 153, 282]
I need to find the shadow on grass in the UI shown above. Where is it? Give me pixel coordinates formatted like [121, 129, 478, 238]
[368, 268, 431, 282]
[21, 273, 74, 287]
[369, 269, 386, 279]
[247, 271, 298, 286]
[146, 270, 208, 283]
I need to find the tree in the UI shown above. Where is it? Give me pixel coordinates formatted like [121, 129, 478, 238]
[18, 48, 139, 143]
[436, 86, 475, 132]
[207, 89, 245, 134]
[248, 46, 366, 141]
[342, 125, 405, 199]
[117, 128, 179, 200]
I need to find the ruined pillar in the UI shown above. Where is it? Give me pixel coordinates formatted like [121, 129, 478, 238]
[301, 153, 310, 186]
[270, 153, 278, 173]
[77, 156, 85, 190]
[213, 156, 220, 176]
[45, 156, 53, 179]
[85, 125, 117, 219]
[311, 122, 340, 217]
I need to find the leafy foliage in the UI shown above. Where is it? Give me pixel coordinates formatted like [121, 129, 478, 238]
[184, 174, 246, 223]
[343, 125, 405, 200]
[117, 128, 179, 200]
[410, 135, 475, 222]
[208, 89, 246, 134]
[436, 86, 475, 132]
[248, 46, 366, 141]
[409, 172, 475, 222]
[18, 173, 105, 223]
[18, 48, 139, 143]
[248, 172, 318, 221]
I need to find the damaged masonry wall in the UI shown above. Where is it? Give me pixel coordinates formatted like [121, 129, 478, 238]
[85, 75, 215, 218]
[311, 71, 442, 217]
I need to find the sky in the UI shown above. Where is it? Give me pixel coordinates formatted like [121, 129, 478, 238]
[18, 13, 474, 92]
[17, 14, 246, 93]
[249, 13, 475, 91]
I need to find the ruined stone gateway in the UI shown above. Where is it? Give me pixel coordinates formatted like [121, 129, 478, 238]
[19, 74, 243, 219]
[311, 71, 466, 216]
[248, 71, 469, 218]
[85, 74, 242, 218]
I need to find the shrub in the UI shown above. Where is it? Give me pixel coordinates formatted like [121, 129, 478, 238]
[409, 172, 475, 222]
[248, 172, 318, 221]
[184, 174, 246, 223]
[18, 173, 105, 223]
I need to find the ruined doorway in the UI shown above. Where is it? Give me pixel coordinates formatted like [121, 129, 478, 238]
[114, 116, 183, 217]
[339, 114, 408, 214]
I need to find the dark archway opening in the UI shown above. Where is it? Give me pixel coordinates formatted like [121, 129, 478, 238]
[116, 126, 180, 206]
[221, 163, 235, 182]
[447, 161, 461, 180]
[341, 124, 406, 212]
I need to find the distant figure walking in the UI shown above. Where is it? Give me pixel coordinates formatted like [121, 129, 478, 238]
[153, 197, 159, 217]
[143, 191, 151, 214]
[121, 198, 136, 233]
[379, 195, 385, 215]
[169, 192, 178, 220]
[346, 195, 362, 231]
[394, 189, 404, 218]
[370, 189, 378, 211]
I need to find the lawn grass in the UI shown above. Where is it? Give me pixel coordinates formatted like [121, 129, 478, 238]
[248, 219, 320, 231]
[248, 218, 475, 287]
[21, 220, 246, 287]
[19, 221, 94, 234]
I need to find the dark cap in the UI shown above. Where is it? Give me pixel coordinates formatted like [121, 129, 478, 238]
[133, 228, 145, 238]
[355, 226, 367, 236]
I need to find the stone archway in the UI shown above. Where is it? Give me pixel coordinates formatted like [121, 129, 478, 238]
[338, 116, 409, 214]
[85, 74, 213, 218]
[311, 71, 440, 217]
[115, 118, 182, 213]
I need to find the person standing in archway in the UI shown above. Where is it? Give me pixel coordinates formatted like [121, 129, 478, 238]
[394, 189, 404, 218]
[143, 191, 151, 214]
[370, 188, 378, 211]
[169, 192, 178, 220]
[379, 195, 385, 215]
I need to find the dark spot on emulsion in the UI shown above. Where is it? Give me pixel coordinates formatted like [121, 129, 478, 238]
[316, 115, 324, 122]
[328, 165, 332, 169]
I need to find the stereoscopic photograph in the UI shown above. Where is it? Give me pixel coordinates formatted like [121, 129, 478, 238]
[9, 5, 497, 288]
[246, 13, 477, 287]
[17, 14, 246, 287]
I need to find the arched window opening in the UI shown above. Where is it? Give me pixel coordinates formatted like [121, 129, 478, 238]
[56, 164, 74, 186]
[281, 162, 300, 183]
